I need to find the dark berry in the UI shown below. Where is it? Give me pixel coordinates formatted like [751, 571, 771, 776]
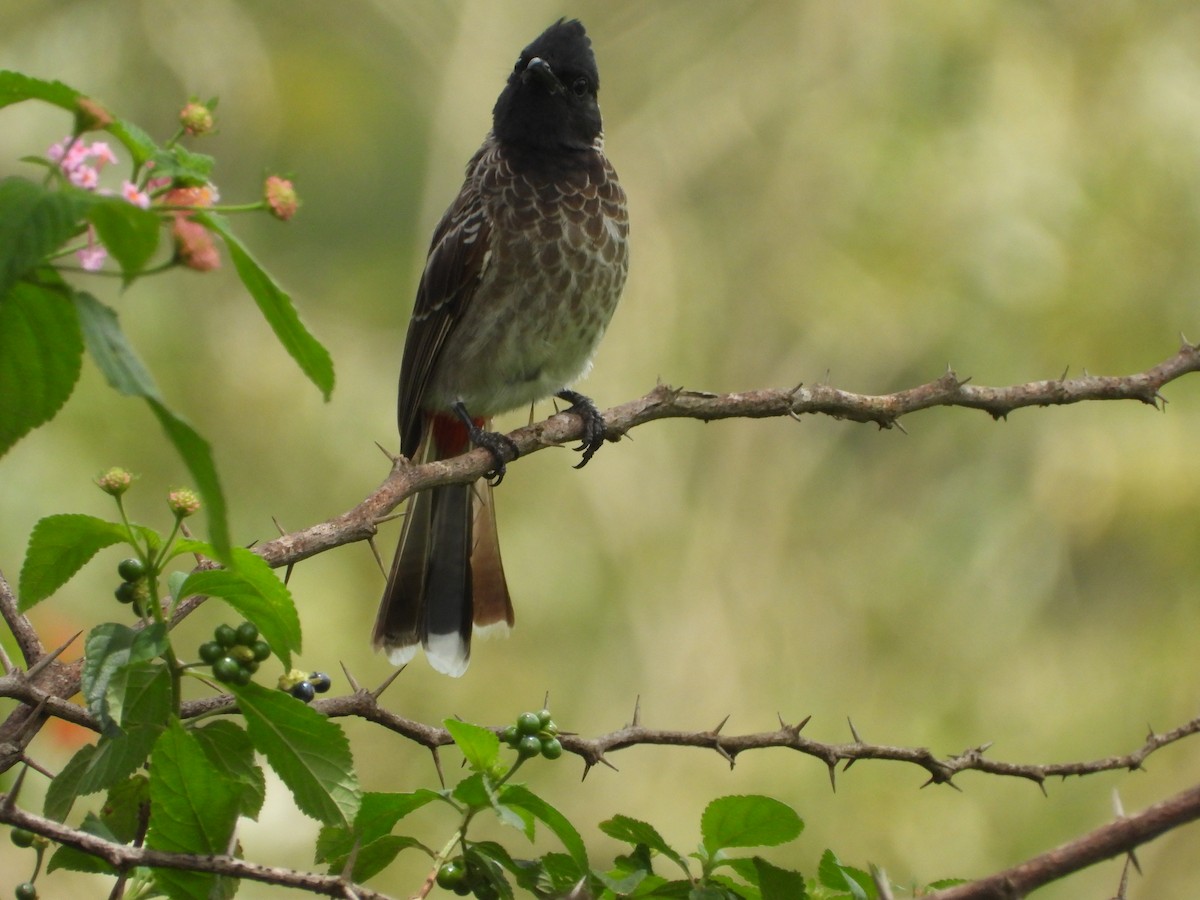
[252, 640, 272, 661]
[198, 641, 223, 664]
[117, 557, 146, 581]
[515, 712, 541, 735]
[308, 672, 332, 693]
[232, 666, 252, 686]
[212, 657, 241, 683]
[115, 582, 138, 604]
[515, 734, 541, 758]
[235, 621, 258, 645]
[15, 883, 37, 900]
[436, 859, 466, 889]
[540, 737, 563, 760]
[9, 828, 34, 848]
[290, 681, 316, 703]
[214, 624, 237, 647]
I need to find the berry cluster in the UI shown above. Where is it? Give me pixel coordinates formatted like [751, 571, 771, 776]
[113, 557, 149, 616]
[279, 670, 332, 703]
[435, 855, 499, 898]
[10, 827, 41, 899]
[198, 622, 271, 686]
[499, 709, 562, 760]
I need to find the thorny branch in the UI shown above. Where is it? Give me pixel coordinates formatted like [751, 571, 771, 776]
[2, 342, 1200, 895]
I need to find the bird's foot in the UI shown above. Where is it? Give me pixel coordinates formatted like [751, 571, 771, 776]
[454, 402, 519, 486]
[556, 390, 607, 468]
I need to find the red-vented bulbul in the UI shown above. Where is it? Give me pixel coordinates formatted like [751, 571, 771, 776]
[372, 19, 629, 676]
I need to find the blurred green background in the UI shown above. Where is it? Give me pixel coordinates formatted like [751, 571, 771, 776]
[3, 1, 1200, 896]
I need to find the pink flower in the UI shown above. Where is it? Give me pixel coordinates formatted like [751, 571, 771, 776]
[121, 181, 151, 209]
[264, 175, 299, 221]
[89, 141, 117, 167]
[171, 216, 220, 271]
[77, 226, 108, 271]
[69, 165, 99, 189]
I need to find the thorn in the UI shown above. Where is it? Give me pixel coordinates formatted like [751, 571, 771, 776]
[796, 714, 812, 733]
[1127, 849, 1142, 876]
[339, 660, 362, 694]
[892, 419, 908, 435]
[1059, 365, 1070, 381]
[847, 717, 863, 743]
[26, 630, 82, 680]
[371, 665, 405, 700]
[713, 741, 735, 769]
[19, 755, 55, 781]
[630, 695, 641, 728]
[2, 764, 29, 809]
[712, 714, 730, 735]
[843, 757, 857, 772]
[1111, 788, 1126, 819]
[977, 741, 994, 754]
[430, 746, 445, 788]
[366, 536, 388, 579]
[1115, 855, 1132, 899]
[580, 760, 594, 782]
[375, 441, 399, 462]
[542, 689, 551, 710]
[827, 761, 837, 792]
[271, 516, 286, 537]
[1146, 723, 1156, 741]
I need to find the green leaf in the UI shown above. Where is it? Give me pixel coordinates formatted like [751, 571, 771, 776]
[817, 850, 873, 900]
[190, 720, 266, 821]
[0, 177, 88, 297]
[151, 143, 215, 186]
[18, 513, 129, 609]
[444, 718, 501, 772]
[46, 812, 120, 875]
[72, 292, 231, 559]
[81, 623, 168, 733]
[146, 717, 242, 900]
[199, 211, 334, 400]
[498, 783, 588, 870]
[0, 278, 83, 458]
[0, 70, 80, 110]
[751, 857, 807, 900]
[177, 545, 301, 667]
[601, 814, 688, 870]
[315, 790, 438, 878]
[701, 796, 803, 855]
[234, 680, 360, 827]
[86, 196, 161, 281]
[100, 774, 151, 843]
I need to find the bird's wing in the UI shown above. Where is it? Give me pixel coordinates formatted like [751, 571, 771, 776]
[397, 146, 495, 457]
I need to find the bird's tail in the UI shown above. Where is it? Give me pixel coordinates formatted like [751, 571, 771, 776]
[372, 415, 513, 676]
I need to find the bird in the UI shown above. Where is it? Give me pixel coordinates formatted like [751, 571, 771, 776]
[372, 19, 629, 676]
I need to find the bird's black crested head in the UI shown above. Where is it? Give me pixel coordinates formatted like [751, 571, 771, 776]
[493, 19, 604, 153]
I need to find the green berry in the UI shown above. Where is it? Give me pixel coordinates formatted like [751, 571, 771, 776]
[235, 621, 258, 645]
[114, 581, 138, 604]
[516, 734, 541, 758]
[436, 859, 466, 889]
[9, 828, 34, 848]
[540, 737, 563, 760]
[117, 558, 146, 581]
[232, 666, 253, 686]
[290, 681, 316, 702]
[230, 644, 255, 664]
[212, 657, 241, 683]
[516, 711, 541, 735]
[252, 640, 272, 661]
[308, 672, 332, 693]
[537, 708, 553, 727]
[15, 883, 37, 900]
[214, 624, 237, 647]
[500, 724, 518, 746]
[198, 641, 223, 663]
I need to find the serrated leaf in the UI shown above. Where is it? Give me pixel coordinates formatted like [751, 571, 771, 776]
[817, 850, 873, 900]
[315, 789, 440, 864]
[0, 177, 88, 297]
[72, 292, 230, 559]
[81, 623, 168, 733]
[751, 857, 807, 900]
[498, 783, 588, 870]
[18, 513, 129, 609]
[191, 720, 265, 821]
[0, 70, 80, 109]
[146, 717, 242, 900]
[701, 796, 803, 855]
[199, 211, 334, 400]
[86, 197, 161, 281]
[601, 814, 687, 869]
[46, 812, 120, 875]
[43, 708, 166, 821]
[0, 278, 83, 458]
[444, 718, 501, 772]
[177, 545, 300, 667]
[322, 834, 429, 883]
[99, 774, 151, 843]
[234, 680, 360, 827]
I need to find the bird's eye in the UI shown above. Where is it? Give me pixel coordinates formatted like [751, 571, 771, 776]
[571, 76, 590, 97]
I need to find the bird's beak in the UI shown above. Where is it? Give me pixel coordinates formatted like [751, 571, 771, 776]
[523, 57, 564, 95]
